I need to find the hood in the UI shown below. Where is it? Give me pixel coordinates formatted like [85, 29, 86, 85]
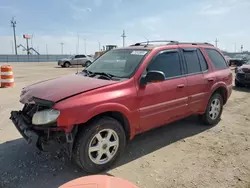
[20, 74, 118, 104]
[241, 64, 250, 69]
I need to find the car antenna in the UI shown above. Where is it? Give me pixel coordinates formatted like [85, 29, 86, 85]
[144, 37, 149, 47]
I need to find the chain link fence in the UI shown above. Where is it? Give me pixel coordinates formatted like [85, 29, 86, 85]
[0, 55, 70, 63]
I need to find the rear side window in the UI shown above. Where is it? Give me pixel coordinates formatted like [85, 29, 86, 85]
[197, 49, 208, 71]
[147, 51, 182, 78]
[183, 50, 201, 74]
[205, 49, 228, 69]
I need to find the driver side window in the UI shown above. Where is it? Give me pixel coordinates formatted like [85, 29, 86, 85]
[146, 51, 182, 79]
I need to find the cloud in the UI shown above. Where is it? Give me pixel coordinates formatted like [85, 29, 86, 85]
[198, 0, 250, 16]
[199, 5, 230, 15]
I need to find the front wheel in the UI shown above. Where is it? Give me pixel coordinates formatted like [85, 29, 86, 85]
[200, 93, 223, 125]
[73, 117, 126, 174]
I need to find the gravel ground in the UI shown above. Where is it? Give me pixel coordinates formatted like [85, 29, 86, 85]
[0, 63, 249, 188]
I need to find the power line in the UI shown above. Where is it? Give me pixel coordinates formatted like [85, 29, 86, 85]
[60, 43, 64, 54]
[121, 29, 126, 47]
[11, 17, 17, 55]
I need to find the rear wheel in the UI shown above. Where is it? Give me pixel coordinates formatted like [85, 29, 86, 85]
[200, 93, 223, 125]
[73, 117, 126, 174]
[84, 61, 91, 67]
[64, 62, 71, 68]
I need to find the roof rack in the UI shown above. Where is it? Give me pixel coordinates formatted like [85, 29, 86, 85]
[168, 42, 214, 46]
[130, 40, 179, 47]
[130, 40, 214, 47]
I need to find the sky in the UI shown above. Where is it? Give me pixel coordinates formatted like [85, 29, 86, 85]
[0, 0, 250, 55]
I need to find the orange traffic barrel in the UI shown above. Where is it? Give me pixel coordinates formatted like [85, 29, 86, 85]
[59, 175, 138, 188]
[0, 65, 14, 88]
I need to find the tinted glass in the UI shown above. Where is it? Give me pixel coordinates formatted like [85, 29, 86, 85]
[205, 49, 228, 69]
[197, 49, 208, 71]
[79, 55, 86, 58]
[183, 50, 201, 74]
[147, 51, 182, 78]
[75, 55, 80, 58]
[87, 49, 149, 78]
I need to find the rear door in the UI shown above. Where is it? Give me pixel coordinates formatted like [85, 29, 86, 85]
[77, 55, 87, 65]
[181, 48, 209, 114]
[138, 49, 188, 132]
[71, 55, 79, 65]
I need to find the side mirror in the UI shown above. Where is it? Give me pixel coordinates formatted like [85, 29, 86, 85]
[140, 71, 165, 85]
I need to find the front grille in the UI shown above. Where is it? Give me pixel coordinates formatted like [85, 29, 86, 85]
[243, 68, 250, 73]
[237, 73, 245, 79]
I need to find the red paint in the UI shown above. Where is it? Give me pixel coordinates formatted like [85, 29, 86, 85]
[20, 44, 233, 140]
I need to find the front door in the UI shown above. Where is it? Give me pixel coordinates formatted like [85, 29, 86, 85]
[138, 49, 188, 132]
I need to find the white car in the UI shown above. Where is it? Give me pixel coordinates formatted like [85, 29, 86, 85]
[58, 54, 93, 68]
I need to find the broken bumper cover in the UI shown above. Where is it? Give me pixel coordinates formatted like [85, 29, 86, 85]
[10, 110, 62, 151]
[10, 111, 40, 147]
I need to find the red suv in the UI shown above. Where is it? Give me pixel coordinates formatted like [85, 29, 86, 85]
[10, 40, 232, 173]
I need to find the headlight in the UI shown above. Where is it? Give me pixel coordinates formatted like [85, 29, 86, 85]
[32, 109, 60, 125]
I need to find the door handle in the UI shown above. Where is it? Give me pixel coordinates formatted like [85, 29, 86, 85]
[177, 84, 185, 88]
[208, 78, 215, 82]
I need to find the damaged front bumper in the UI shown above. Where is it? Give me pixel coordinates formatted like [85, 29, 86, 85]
[10, 110, 65, 152]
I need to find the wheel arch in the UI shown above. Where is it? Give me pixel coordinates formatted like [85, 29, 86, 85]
[212, 86, 228, 105]
[80, 111, 131, 141]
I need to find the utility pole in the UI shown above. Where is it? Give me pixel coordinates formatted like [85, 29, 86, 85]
[84, 39, 86, 54]
[60, 43, 64, 54]
[215, 38, 218, 48]
[121, 30, 126, 47]
[11, 17, 17, 55]
[241, 45, 243, 53]
[11, 41, 14, 54]
[77, 33, 79, 54]
[26, 38, 30, 55]
[46, 44, 48, 55]
[234, 43, 237, 52]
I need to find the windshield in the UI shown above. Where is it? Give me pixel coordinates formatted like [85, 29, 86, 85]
[86, 49, 149, 78]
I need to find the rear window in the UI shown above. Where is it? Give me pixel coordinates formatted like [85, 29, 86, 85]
[205, 49, 228, 69]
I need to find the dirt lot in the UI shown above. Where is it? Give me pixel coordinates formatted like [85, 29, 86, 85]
[0, 63, 250, 188]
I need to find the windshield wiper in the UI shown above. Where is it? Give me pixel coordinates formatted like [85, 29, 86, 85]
[82, 69, 93, 75]
[92, 72, 117, 79]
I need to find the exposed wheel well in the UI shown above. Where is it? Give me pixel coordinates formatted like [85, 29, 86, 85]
[78, 111, 130, 140]
[213, 87, 227, 104]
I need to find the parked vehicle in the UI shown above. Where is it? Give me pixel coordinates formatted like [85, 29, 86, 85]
[235, 59, 250, 87]
[10, 40, 232, 174]
[228, 57, 247, 67]
[58, 54, 93, 67]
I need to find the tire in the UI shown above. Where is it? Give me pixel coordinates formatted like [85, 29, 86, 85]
[73, 117, 126, 174]
[235, 79, 243, 87]
[200, 93, 223, 125]
[64, 62, 71, 68]
[61, 65, 65, 68]
[84, 61, 91, 67]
